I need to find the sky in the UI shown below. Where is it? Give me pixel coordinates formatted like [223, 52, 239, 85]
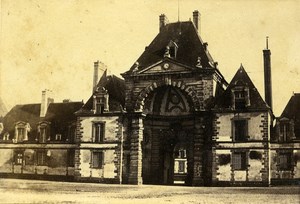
[0, 0, 299, 116]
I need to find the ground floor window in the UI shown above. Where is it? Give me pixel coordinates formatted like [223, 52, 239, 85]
[14, 150, 24, 165]
[68, 149, 75, 167]
[37, 151, 47, 166]
[232, 152, 247, 170]
[92, 151, 104, 168]
[279, 152, 293, 171]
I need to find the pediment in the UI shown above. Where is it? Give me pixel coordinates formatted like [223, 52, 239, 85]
[137, 59, 194, 75]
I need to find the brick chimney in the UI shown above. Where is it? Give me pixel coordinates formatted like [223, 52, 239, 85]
[263, 37, 272, 109]
[193, 10, 200, 32]
[40, 89, 53, 117]
[159, 14, 168, 32]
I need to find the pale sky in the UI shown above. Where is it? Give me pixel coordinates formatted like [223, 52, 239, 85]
[1, 0, 300, 116]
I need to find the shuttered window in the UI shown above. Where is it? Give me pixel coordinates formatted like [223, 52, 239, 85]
[279, 152, 292, 170]
[92, 151, 104, 168]
[233, 120, 248, 142]
[232, 152, 247, 170]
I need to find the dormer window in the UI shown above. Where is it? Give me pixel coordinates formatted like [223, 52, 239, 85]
[14, 122, 30, 143]
[278, 118, 294, 142]
[232, 81, 250, 110]
[93, 87, 109, 114]
[165, 40, 178, 58]
[37, 122, 50, 143]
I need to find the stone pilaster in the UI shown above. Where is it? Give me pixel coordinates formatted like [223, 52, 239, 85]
[128, 113, 144, 184]
[192, 115, 204, 186]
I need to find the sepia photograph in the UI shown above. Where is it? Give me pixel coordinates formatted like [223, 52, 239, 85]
[0, 0, 299, 203]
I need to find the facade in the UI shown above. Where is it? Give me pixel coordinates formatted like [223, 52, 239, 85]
[0, 11, 299, 186]
[271, 93, 300, 184]
[0, 90, 83, 180]
[212, 65, 272, 186]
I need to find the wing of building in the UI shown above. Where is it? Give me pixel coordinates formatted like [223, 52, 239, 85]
[0, 10, 299, 186]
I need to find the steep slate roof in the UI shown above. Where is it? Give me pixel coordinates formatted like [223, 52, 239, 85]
[80, 70, 125, 113]
[280, 93, 300, 137]
[125, 21, 215, 74]
[0, 101, 83, 140]
[214, 65, 269, 111]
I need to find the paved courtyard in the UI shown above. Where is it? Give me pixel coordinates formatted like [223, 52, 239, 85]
[0, 179, 299, 204]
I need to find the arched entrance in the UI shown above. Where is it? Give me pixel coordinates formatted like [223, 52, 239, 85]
[141, 86, 195, 185]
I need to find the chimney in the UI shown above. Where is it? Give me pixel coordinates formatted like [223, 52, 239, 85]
[193, 10, 200, 32]
[93, 61, 100, 93]
[263, 37, 272, 109]
[159, 14, 168, 32]
[93, 61, 108, 93]
[40, 89, 53, 117]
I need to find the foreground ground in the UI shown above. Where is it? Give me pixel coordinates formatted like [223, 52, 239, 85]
[0, 179, 299, 204]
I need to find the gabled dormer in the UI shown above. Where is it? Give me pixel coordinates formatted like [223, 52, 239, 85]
[13, 121, 31, 143]
[214, 65, 269, 112]
[93, 87, 109, 114]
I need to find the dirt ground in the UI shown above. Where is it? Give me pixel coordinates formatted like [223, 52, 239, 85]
[0, 179, 299, 204]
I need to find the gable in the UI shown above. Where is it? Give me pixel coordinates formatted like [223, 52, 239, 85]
[137, 59, 194, 75]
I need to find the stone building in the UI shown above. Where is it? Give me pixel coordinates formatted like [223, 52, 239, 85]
[0, 11, 299, 186]
[0, 90, 83, 180]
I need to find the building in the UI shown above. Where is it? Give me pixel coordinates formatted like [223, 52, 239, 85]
[0, 10, 299, 186]
[0, 90, 83, 180]
[212, 65, 272, 186]
[271, 93, 300, 184]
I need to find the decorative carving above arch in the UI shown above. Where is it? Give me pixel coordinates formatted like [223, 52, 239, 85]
[134, 80, 200, 112]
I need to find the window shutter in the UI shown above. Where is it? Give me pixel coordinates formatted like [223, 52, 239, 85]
[100, 123, 105, 142]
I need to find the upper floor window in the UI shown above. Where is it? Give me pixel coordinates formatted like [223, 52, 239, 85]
[14, 122, 30, 143]
[93, 122, 105, 143]
[232, 152, 247, 170]
[232, 119, 248, 142]
[280, 122, 290, 142]
[37, 122, 50, 143]
[278, 152, 293, 171]
[232, 81, 250, 110]
[68, 125, 76, 143]
[93, 88, 109, 114]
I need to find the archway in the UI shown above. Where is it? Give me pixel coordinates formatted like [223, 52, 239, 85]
[141, 86, 195, 185]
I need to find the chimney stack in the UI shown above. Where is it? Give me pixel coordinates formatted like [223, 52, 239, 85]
[93, 61, 100, 93]
[159, 14, 168, 32]
[93, 61, 107, 93]
[40, 89, 53, 117]
[263, 37, 272, 109]
[193, 10, 200, 32]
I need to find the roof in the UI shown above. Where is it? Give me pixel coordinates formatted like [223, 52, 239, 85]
[280, 93, 300, 137]
[214, 65, 269, 111]
[80, 70, 125, 113]
[0, 101, 83, 138]
[124, 21, 215, 75]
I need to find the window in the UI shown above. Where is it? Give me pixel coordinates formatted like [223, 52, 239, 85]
[68, 125, 76, 143]
[280, 123, 290, 142]
[233, 120, 248, 141]
[234, 90, 246, 109]
[179, 149, 186, 158]
[67, 149, 75, 167]
[93, 123, 105, 143]
[92, 151, 104, 168]
[178, 161, 185, 173]
[55, 134, 62, 141]
[232, 152, 247, 170]
[39, 127, 47, 143]
[14, 150, 24, 165]
[17, 128, 25, 141]
[37, 151, 47, 166]
[95, 97, 104, 114]
[279, 152, 292, 171]
[14, 122, 30, 142]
